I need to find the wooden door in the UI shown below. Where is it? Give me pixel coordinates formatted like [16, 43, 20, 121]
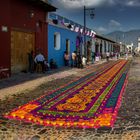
[11, 30, 35, 73]
[66, 39, 70, 54]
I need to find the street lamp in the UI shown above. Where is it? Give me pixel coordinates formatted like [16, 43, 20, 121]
[84, 6, 95, 58]
[67, 0, 95, 57]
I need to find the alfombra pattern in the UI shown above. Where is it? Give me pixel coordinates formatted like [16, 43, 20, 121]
[5, 60, 129, 128]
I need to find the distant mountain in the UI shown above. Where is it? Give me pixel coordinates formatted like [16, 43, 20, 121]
[105, 29, 140, 48]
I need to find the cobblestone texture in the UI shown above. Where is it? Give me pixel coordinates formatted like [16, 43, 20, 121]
[0, 58, 140, 140]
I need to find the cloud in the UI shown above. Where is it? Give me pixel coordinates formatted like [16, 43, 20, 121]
[52, 0, 140, 9]
[109, 20, 121, 27]
[96, 26, 107, 34]
[53, 0, 115, 9]
[115, 0, 140, 7]
[126, 0, 140, 6]
[108, 19, 122, 32]
[95, 20, 122, 34]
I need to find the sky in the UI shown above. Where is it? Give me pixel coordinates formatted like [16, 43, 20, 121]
[50, 0, 140, 35]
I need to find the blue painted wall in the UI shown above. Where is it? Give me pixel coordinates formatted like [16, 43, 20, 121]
[48, 24, 79, 67]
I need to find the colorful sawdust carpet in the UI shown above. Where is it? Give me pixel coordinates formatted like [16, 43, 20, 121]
[5, 60, 129, 128]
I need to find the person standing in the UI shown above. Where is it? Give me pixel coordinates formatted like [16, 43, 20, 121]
[106, 51, 110, 62]
[91, 52, 95, 64]
[71, 51, 77, 67]
[64, 52, 70, 66]
[34, 52, 45, 72]
[76, 52, 82, 68]
[82, 55, 87, 67]
[28, 50, 34, 73]
[63, 51, 67, 66]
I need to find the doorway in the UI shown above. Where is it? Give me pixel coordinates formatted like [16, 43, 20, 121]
[11, 30, 35, 73]
[66, 39, 70, 54]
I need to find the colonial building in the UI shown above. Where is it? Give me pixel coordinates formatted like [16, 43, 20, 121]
[0, 0, 56, 78]
[47, 13, 122, 67]
[47, 13, 96, 67]
[94, 34, 119, 58]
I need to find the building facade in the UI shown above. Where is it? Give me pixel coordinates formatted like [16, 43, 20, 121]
[0, 0, 56, 78]
[47, 13, 122, 67]
[94, 35, 119, 58]
[47, 13, 96, 67]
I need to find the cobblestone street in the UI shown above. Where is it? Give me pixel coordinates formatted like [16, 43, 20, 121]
[0, 58, 140, 140]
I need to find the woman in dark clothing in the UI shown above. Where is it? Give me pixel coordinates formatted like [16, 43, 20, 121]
[28, 50, 34, 73]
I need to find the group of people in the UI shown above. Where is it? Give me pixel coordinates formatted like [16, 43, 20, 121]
[106, 51, 121, 62]
[64, 51, 93, 68]
[63, 50, 124, 68]
[28, 50, 126, 73]
[28, 51, 57, 73]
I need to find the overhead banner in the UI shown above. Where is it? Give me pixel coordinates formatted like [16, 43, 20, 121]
[49, 13, 96, 37]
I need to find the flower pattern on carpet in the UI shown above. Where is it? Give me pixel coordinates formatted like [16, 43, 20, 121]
[5, 60, 129, 128]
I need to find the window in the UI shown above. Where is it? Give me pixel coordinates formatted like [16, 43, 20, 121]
[54, 32, 60, 50]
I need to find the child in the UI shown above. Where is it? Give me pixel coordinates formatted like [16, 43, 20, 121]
[50, 59, 57, 69]
[82, 55, 87, 66]
[44, 59, 50, 71]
